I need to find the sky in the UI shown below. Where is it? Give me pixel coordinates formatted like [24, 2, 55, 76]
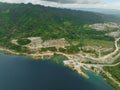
[0, 0, 120, 10]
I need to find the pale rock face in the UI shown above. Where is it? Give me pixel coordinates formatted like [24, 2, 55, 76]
[106, 31, 120, 38]
[43, 38, 69, 48]
[87, 22, 120, 31]
[28, 37, 43, 49]
[11, 37, 70, 52]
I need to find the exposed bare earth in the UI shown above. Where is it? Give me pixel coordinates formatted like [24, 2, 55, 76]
[86, 22, 120, 31]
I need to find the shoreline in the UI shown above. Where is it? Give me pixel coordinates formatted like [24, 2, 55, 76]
[0, 46, 120, 90]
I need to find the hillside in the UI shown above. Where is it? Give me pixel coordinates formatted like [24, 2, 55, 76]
[0, 2, 120, 51]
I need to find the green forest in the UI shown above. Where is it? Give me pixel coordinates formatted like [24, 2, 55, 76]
[0, 2, 119, 52]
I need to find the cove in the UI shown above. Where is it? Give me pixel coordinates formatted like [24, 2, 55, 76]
[0, 53, 115, 90]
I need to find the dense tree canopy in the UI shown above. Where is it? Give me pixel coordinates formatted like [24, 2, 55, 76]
[0, 2, 119, 51]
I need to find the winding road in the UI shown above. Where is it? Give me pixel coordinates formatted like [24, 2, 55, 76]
[84, 37, 120, 63]
[64, 37, 120, 87]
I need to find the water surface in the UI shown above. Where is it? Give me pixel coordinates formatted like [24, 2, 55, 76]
[0, 54, 115, 90]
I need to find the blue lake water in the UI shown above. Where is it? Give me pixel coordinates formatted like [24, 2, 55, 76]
[0, 54, 115, 90]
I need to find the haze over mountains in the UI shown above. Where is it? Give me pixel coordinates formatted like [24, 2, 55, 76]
[78, 8, 120, 15]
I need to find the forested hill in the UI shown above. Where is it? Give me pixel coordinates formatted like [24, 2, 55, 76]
[0, 2, 119, 26]
[0, 2, 119, 41]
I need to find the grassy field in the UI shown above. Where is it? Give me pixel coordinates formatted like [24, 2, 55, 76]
[83, 39, 114, 48]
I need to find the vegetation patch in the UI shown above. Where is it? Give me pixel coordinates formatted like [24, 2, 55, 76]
[7, 43, 22, 52]
[66, 46, 80, 54]
[83, 39, 114, 48]
[17, 39, 31, 45]
[41, 47, 57, 52]
[51, 54, 68, 64]
[58, 46, 80, 54]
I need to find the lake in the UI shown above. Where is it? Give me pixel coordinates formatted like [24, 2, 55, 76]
[0, 53, 115, 90]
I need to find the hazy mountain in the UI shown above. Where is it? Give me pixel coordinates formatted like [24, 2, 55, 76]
[77, 8, 120, 15]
